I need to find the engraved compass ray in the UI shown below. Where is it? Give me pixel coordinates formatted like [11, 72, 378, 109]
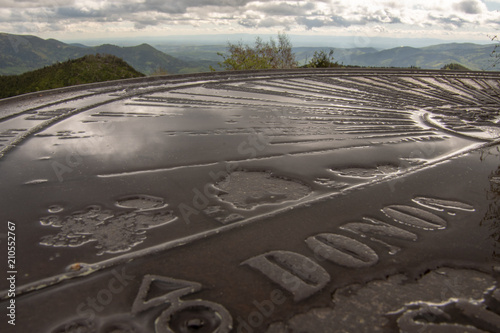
[1, 69, 499, 300]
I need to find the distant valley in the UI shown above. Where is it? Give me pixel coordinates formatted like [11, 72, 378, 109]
[1, 32, 499, 78]
[154, 41, 500, 72]
[158, 43, 499, 71]
[310, 43, 498, 71]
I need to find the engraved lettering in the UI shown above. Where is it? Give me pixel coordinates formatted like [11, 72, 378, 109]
[305, 233, 378, 268]
[383, 205, 447, 230]
[242, 251, 330, 302]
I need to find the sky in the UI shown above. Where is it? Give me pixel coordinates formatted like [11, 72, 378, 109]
[1, 0, 500, 46]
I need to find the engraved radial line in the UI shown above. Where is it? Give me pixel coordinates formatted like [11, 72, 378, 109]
[353, 77, 409, 91]
[336, 129, 434, 135]
[283, 79, 349, 93]
[404, 84, 470, 106]
[332, 75, 454, 106]
[251, 81, 364, 102]
[323, 78, 397, 98]
[412, 77, 479, 105]
[132, 97, 249, 108]
[300, 116, 415, 122]
[470, 78, 489, 90]
[269, 133, 439, 145]
[361, 77, 450, 105]
[302, 78, 435, 107]
[228, 79, 362, 103]
[367, 76, 419, 90]
[483, 79, 500, 95]
[452, 78, 500, 104]
[319, 77, 437, 107]
[264, 80, 355, 97]
[440, 77, 485, 100]
[346, 77, 441, 105]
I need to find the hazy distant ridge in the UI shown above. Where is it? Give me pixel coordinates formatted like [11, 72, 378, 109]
[294, 43, 497, 70]
[161, 42, 499, 71]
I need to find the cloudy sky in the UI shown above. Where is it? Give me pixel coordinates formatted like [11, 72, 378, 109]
[1, 0, 500, 44]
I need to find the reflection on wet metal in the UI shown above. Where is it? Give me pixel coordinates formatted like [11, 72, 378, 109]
[1, 69, 500, 332]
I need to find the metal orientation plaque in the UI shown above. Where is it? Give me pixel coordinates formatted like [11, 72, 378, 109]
[1, 69, 500, 332]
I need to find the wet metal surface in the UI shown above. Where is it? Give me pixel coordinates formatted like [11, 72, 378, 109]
[1, 69, 500, 332]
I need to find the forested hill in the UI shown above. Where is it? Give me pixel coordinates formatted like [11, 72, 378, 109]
[0, 54, 145, 99]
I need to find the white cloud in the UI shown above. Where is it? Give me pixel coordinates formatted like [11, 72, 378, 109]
[0, 0, 499, 41]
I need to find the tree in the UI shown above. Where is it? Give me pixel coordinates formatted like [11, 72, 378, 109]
[489, 35, 500, 69]
[305, 49, 339, 68]
[441, 63, 470, 71]
[215, 33, 297, 71]
[151, 65, 168, 76]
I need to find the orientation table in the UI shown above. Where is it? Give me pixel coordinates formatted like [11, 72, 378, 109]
[1, 69, 500, 332]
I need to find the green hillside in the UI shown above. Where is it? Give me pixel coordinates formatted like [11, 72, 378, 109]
[0, 54, 145, 99]
[0, 33, 83, 74]
[92, 43, 189, 75]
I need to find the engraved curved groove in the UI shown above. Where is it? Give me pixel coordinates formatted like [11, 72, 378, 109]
[50, 318, 96, 333]
[423, 113, 497, 142]
[412, 196, 475, 212]
[155, 301, 233, 333]
[115, 195, 168, 211]
[100, 320, 141, 333]
[382, 205, 447, 230]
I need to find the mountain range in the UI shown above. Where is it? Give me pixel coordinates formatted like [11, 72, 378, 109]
[312, 43, 498, 70]
[154, 41, 500, 72]
[1, 32, 499, 76]
[0, 33, 217, 75]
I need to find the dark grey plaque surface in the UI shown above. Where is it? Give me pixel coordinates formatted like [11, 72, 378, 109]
[1, 69, 500, 332]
